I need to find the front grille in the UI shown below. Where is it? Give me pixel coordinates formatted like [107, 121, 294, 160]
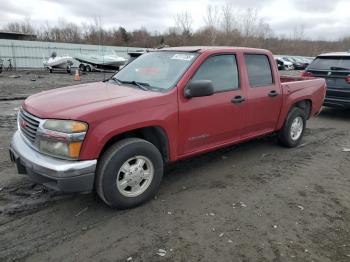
[18, 109, 40, 143]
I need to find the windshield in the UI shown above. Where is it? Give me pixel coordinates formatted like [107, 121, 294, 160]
[112, 51, 198, 91]
[309, 56, 350, 71]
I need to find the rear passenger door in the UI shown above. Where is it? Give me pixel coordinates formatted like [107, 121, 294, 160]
[243, 54, 283, 137]
[178, 54, 247, 155]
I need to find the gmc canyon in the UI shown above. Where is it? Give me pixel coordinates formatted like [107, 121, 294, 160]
[10, 46, 326, 208]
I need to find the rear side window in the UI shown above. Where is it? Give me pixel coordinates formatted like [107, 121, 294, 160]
[245, 54, 273, 87]
[309, 56, 350, 70]
[192, 54, 239, 92]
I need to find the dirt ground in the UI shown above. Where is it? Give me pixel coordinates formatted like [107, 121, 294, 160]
[0, 70, 350, 262]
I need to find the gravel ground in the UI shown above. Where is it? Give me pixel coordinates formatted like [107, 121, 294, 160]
[0, 70, 113, 100]
[0, 70, 350, 262]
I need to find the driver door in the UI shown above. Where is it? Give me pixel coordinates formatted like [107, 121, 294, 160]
[177, 54, 247, 156]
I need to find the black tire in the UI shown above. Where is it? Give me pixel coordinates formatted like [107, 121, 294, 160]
[79, 64, 86, 72]
[96, 138, 164, 209]
[66, 66, 71, 74]
[85, 65, 92, 72]
[49, 68, 53, 73]
[278, 107, 307, 148]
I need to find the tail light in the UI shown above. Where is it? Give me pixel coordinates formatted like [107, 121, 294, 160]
[301, 71, 314, 77]
[346, 75, 350, 84]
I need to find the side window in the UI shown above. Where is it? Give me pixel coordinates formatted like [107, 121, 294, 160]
[245, 54, 273, 87]
[192, 55, 239, 92]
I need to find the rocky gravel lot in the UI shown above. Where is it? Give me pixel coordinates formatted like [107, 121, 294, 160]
[0, 70, 349, 262]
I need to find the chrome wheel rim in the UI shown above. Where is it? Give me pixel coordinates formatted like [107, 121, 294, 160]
[116, 156, 154, 197]
[290, 116, 303, 141]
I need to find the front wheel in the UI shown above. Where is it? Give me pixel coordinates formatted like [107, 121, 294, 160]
[278, 107, 307, 147]
[96, 138, 164, 209]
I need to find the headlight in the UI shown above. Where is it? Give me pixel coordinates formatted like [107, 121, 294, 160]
[38, 120, 88, 160]
[43, 120, 87, 133]
[39, 139, 83, 159]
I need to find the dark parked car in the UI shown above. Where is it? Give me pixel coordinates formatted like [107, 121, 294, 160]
[286, 56, 309, 70]
[126, 50, 147, 64]
[302, 52, 350, 108]
[275, 58, 286, 70]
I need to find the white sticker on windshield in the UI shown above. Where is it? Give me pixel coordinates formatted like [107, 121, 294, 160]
[171, 54, 195, 61]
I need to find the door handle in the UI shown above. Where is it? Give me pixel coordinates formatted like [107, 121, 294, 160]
[231, 96, 245, 104]
[268, 90, 279, 97]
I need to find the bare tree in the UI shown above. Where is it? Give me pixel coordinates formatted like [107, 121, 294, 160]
[3, 8, 350, 57]
[204, 5, 220, 30]
[5, 17, 35, 34]
[38, 21, 52, 41]
[238, 8, 259, 38]
[83, 17, 105, 45]
[292, 24, 305, 40]
[256, 19, 273, 39]
[174, 11, 193, 36]
[203, 5, 220, 44]
[221, 3, 236, 34]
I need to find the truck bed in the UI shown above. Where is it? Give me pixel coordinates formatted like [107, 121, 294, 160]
[277, 75, 326, 127]
[280, 75, 314, 83]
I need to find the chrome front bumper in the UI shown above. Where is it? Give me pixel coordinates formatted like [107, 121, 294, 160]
[9, 131, 97, 192]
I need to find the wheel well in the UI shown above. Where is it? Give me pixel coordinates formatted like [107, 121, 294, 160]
[100, 126, 169, 162]
[294, 100, 312, 119]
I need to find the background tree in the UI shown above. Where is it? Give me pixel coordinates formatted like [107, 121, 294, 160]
[3, 6, 350, 57]
[203, 5, 220, 45]
[174, 11, 193, 37]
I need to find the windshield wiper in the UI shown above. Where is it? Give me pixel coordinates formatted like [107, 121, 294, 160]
[107, 77, 151, 91]
[330, 66, 350, 71]
[129, 81, 150, 91]
[104, 77, 122, 84]
[114, 78, 150, 91]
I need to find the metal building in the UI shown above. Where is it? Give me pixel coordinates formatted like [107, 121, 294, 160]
[0, 31, 36, 40]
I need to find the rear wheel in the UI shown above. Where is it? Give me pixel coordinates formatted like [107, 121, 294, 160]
[96, 138, 164, 209]
[278, 107, 306, 147]
[79, 64, 86, 72]
[85, 65, 92, 72]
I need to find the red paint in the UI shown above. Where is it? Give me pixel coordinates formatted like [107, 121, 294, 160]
[22, 47, 326, 161]
[20, 119, 27, 129]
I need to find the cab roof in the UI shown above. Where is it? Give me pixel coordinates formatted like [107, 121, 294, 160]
[158, 46, 269, 54]
[318, 51, 350, 57]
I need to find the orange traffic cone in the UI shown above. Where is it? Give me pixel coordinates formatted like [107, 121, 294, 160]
[74, 69, 80, 81]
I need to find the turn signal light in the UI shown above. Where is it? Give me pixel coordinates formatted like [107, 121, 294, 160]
[69, 141, 83, 159]
[301, 71, 314, 77]
[72, 122, 88, 133]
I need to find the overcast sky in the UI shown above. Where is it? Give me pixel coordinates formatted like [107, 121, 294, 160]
[1, 0, 349, 40]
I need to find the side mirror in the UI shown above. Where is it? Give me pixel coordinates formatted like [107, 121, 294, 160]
[184, 80, 214, 98]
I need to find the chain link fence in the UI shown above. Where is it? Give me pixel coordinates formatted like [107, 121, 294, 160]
[0, 39, 142, 69]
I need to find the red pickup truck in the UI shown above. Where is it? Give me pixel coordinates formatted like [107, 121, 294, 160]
[10, 47, 326, 208]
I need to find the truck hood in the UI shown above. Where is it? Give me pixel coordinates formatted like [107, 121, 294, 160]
[23, 81, 163, 119]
